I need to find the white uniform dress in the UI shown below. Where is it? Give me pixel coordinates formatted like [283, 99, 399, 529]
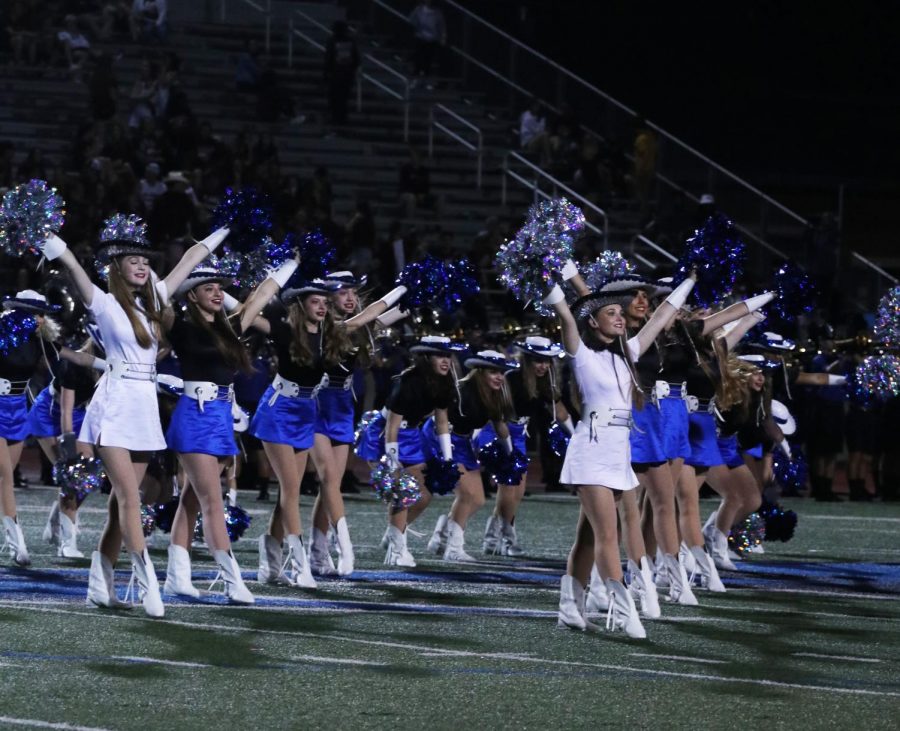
[560, 337, 641, 491]
[78, 282, 167, 451]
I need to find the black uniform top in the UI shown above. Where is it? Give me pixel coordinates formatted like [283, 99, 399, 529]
[634, 339, 661, 390]
[385, 367, 453, 428]
[718, 390, 765, 440]
[658, 322, 702, 384]
[506, 369, 556, 421]
[448, 379, 502, 435]
[323, 348, 358, 386]
[0, 336, 43, 383]
[57, 360, 95, 406]
[268, 319, 324, 388]
[685, 357, 717, 401]
[168, 315, 246, 386]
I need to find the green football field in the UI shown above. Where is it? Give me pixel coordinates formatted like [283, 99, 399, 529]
[1, 485, 899, 730]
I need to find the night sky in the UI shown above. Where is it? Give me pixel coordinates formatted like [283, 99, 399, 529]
[458, 1, 900, 258]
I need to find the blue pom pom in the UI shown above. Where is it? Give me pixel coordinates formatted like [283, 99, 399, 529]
[423, 458, 461, 495]
[772, 261, 817, 322]
[153, 498, 180, 534]
[52, 455, 106, 505]
[141, 504, 157, 538]
[442, 257, 480, 313]
[477, 440, 528, 486]
[673, 213, 746, 307]
[232, 235, 295, 289]
[0, 179, 66, 257]
[210, 187, 273, 254]
[772, 445, 808, 493]
[578, 251, 636, 291]
[100, 213, 149, 246]
[222, 504, 252, 543]
[875, 285, 900, 349]
[758, 499, 797, 542]
[294, 228, 337, 282]
[0, 311, 38, 355]
[547, 422, 571, 459]
[370, 458, 422, 508]
[396, 255, 446, 309]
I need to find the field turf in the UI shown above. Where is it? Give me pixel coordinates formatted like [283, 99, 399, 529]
[1, 485, 899, 730]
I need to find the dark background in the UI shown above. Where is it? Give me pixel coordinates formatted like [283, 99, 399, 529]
[458, 0, 900, 261]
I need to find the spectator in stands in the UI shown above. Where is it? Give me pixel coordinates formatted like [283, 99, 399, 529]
[138, 161, 166, 213]
[128, 58, 159, 128]
[344, 198, 376, 260]
[398, 146, 434, 217]
[408, 0, 446, 88]
[235, 39, 262, 92]
[148, 169, 196, 252]
[256, 56, 304, 124]
[274, 174, 304, 223]
[305, 165, 334, 220]
[8, 0, 41, 67]
[324, 21, 360, 129]
[519, 98, 551, 166]
[130, 0, 167, 43]
[632, 118, 658, 220]
[57, 14, 92, 80]
[88, 52, 118, 121]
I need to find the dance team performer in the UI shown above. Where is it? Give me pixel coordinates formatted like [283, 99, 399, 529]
[39, 215, 230, 617]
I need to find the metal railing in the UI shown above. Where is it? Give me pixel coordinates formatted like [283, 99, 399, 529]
[502, 151, 608, 246]
[631, 234, 677, 271]
[360, 53, 410, 141]
[429, 104, 482, 188]
[365, 0, 893, 311]
[219, 0, 272, 52]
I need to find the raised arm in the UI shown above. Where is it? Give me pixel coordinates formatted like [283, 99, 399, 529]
[701, 292, 774, 335]
[723, 311, 765, 350]
[160, 227, 230, 301]
[343, 284, 407, 332]
[43, 236, 95, 307]
[237, 258, 298, 333]
[59, 346, 106, 372]
[633, 275, 696, 356]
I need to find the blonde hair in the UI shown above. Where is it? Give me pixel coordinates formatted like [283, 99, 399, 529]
[458, 368, 514, 421]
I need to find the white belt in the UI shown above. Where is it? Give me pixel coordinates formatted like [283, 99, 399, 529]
[106, 358, 156, 382]
[583, 404, 633, 442]
[380, 407, 409, 429]
[650, 380, 688, 408]
[0, 378, 29, 396]
[183, 381, 234, 412]
[322, 373, 354, 391]
[269, 373, 322, 406]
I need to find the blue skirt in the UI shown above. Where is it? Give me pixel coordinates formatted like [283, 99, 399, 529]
[249, 386, 316, 451]
[660, 394, 691, 460]
[422, 416, 480, 471]
[315, 387, 355, 444]
[630, 402, 666, 464]
[28, 387, 86, 438]
[166, 395, 238, 457]
[0, 394, 30, 442]
[743, 443, 764, 459]
[716, 434, 745, 469]
[354, 412, 425, 466]
[472, 421, 528, 458]
[686, 411, 724, 468]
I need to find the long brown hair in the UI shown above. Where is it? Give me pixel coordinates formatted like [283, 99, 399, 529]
[185, 299, 252, 373]
[329, 289, 372, 367]
[579, 323, 645, 409]
[108, 260, 164, 349]
[520, 355, 560, 402]
[396, 354, 455, 404]
[459, 368, 515, 421]
[287, 296, 353, 367]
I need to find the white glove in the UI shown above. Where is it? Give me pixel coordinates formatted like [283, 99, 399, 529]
[744, 292, 775, 313]
[542, 284, 565, 305]
[200, 226, 229, 253]
[500, 435, 513, 455]
[827, 374, 847, 386]
[664, 277, 695, 310]
[266, 259, 298, 288]
[777, 440, 792, 459]
[560, 417, 575, 435]
[437, 432, 453, 461]
[91, 357, 108, 372]
[43, 233, 68, 261]
[222, 292, 241, 312]
[560, 259, 579, 281]
[377, 286, 408, 309]
[384, 441, 400, 471]
[376, 307, 408, 327]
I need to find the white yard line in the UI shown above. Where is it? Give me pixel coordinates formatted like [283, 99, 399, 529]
[0, 717, 112, 731]
[629, 653, 726, 665]
[111, 655, 211, 669]
[802, 515, 900, 523]
[792, 652, 882, 664]
[3, 603, 898, 699]
[289, 654, 388, 667]
[726, 586, 900, 602]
